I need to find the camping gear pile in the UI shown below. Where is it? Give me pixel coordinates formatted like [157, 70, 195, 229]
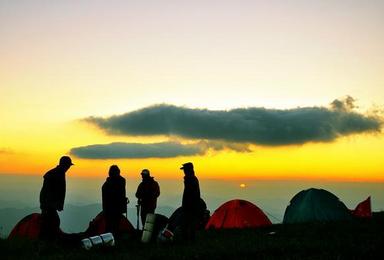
[85, 212, 135, 237]
[81, 232, 115, 250]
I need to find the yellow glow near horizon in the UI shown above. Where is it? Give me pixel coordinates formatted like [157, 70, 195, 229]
[1, 118, 383, 182]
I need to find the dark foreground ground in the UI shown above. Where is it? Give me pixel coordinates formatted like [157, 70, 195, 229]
[2, 213, 384, 260]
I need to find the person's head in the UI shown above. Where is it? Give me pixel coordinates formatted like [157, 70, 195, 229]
[180, 162, 194, 176]
[141, 169, 150, 179]
[59, 156, 74, 171]
[108, 165, 120, 177]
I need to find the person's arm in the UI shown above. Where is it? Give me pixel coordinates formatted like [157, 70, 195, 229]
[155, 182, 160, 198]
[135, 184, 140, 198]
[190, 178, 201, 206]
[135, 183, 143, 201]
[122, 178, 128, 212]
[55, 174, 66, 211]
[101, 183, 107, 212]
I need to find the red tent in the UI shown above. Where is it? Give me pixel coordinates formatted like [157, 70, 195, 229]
[205, 199, 272, 229]
[85, 212, 135, 236]
[8, 213, 42, 240]
[352, 196, 372, 218]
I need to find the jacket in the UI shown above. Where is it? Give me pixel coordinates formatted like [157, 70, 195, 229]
[39, 166, 66, 211]
[102, 175, 127, 215]
[182, 174, 201, 212]
[135, 177, 160, 210]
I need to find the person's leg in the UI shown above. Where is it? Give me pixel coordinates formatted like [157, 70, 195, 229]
[182, 211, 197, 241]
[105, 213, 121, 236]
[141, 207, 148, 228]
[112, 214, 121, 237]
[105, 213, 113, 233]
[189, 215, 197, 241]
[181, 210, 190, 240]
[40, 209, 60, 240]
[148, 207, 155, 214]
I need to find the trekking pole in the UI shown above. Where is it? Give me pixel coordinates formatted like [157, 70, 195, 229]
[136, 204, 140, 230]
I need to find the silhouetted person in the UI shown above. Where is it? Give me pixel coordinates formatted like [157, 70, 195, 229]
[180, 162, 201, 241]
[102, 165, 127, 236]
[135, 169, 160, 227]
[39, 156, 74, 240]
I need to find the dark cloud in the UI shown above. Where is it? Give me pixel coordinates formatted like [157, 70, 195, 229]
[70, 141, 206, 159]
[84, 99, 382, 146]
[198, 140, 251, 153]
[330, 96, 358, 111]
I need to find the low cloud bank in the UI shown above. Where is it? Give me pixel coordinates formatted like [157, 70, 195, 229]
[70, 141, 205, 159]
[84, 98, 382, 146]
[72, 97, 382, 159]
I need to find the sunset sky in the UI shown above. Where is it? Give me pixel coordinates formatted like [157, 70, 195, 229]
[1, 0, 383, 181]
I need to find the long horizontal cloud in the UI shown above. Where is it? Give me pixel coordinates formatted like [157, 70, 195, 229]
[84, 99, 382, 146]
[70, 141, 206, 159]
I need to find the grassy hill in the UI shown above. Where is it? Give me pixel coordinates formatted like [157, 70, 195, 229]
[1, 214, 383, 259]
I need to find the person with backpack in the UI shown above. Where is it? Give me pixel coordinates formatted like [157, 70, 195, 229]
[180, 162, 201, 241]
[102, 165, 128, 236]
[135, 169, 160, 227]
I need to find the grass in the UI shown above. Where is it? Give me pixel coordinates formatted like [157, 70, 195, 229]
[1, 214, 384, 259]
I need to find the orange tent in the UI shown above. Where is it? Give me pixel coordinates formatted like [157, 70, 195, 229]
[205, 199, 272, 229]
[8, 213, 42, 240]
[9, 212, 135, 240]
[351, 196, 372, 218]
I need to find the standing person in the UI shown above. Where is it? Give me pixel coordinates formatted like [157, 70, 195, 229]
[39, 156, 74, 240]
[102, 165, 128, 236]
[135, 169, 160, 227]
[180, 162, 201, 241]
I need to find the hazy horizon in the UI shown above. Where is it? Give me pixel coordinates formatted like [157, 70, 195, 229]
[1, 173, 383, 210]
[1, 173, 383, 237]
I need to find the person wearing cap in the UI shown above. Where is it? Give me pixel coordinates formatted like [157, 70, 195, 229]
[135, 169, 160, 227]
[39, 155, 74, 240]
[102, 165, 128, 236]
[180, 162, 201, 241]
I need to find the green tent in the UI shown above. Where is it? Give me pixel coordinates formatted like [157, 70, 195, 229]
[283, 188, 352, 224]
